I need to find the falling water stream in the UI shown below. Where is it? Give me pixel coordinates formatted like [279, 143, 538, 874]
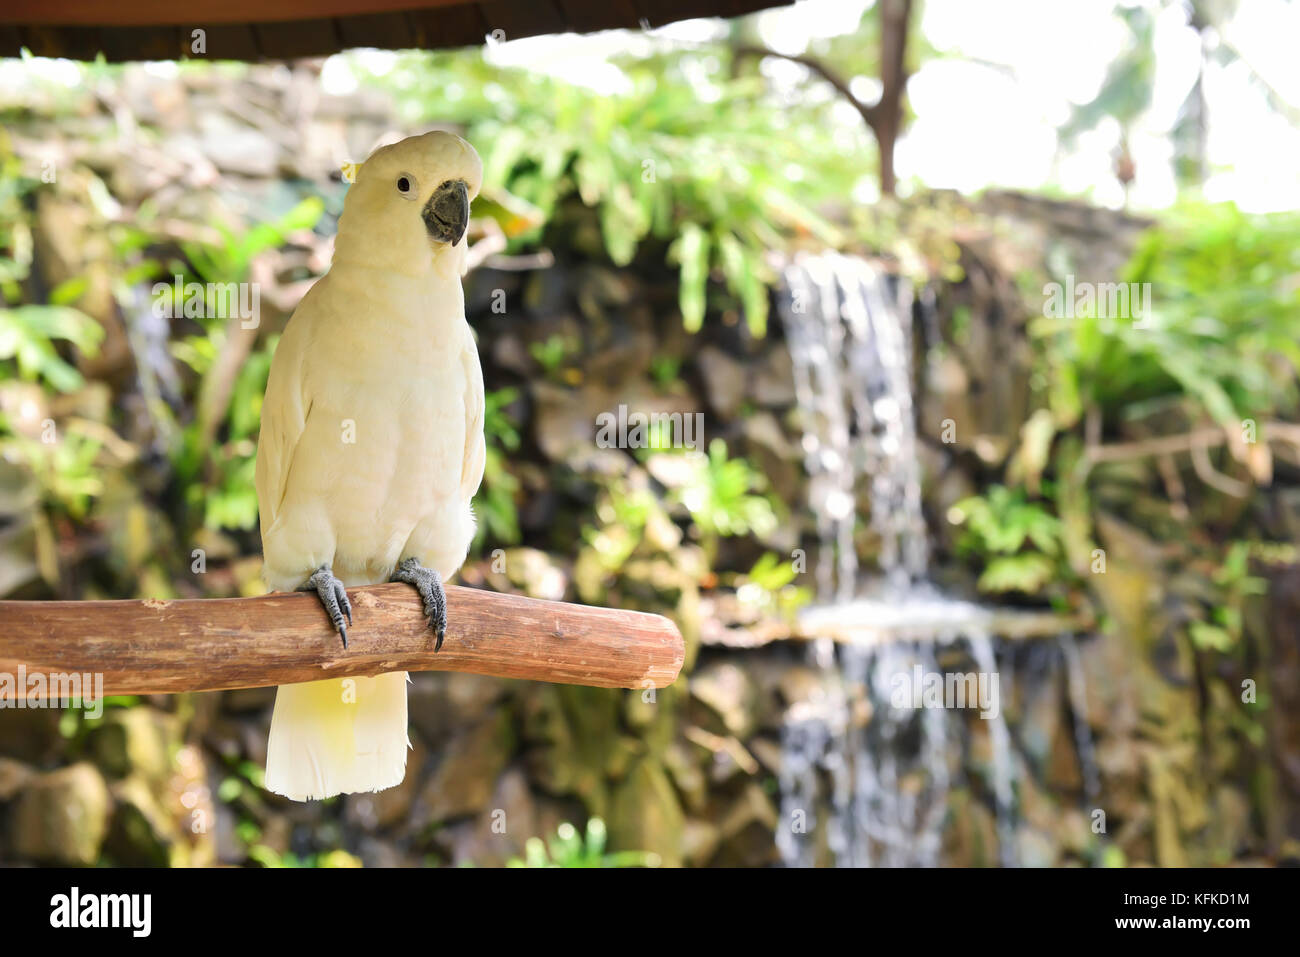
[776, 252, 1020, 867]
[1059, 634, 1102, 803]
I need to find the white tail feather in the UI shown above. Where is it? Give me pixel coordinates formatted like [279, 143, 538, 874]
[265, 671, 410, 801]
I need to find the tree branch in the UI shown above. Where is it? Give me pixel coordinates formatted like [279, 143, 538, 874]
[733, 44, 882, 132]
[0, 584, 685, 699]
[734, 0, 913, 195]
[1084, 422, 1300, 466]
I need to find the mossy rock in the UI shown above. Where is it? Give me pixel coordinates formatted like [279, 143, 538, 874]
[105, 775, 177, 867]
[11, 762, 112, 865]
[608, 758, 684, 867]
[89, 707, 179, 784]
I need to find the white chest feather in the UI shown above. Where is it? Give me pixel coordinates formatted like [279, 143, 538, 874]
[285, 266, 471, 575]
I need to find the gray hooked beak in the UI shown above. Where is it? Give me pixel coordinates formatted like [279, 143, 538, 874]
[423, 179, 470, 245]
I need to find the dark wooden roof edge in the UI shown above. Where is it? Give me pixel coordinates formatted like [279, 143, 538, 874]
[0, 1, 781, 62]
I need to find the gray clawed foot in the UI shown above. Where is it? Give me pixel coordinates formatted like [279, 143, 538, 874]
[300, 564, 352, 649]
[391, 557, 447, 651]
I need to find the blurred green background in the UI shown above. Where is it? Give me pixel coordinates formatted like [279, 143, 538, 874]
[1, 0, 1298, 867]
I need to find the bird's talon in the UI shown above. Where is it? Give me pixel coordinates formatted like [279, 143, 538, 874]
[336, 584, 353, 625]
[392, 558, 448, 651]
[300, 564, 351, 650]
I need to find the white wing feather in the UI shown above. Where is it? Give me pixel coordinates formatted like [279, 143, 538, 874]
[254, 286, 316, 539]
[459, 322, 487, 504]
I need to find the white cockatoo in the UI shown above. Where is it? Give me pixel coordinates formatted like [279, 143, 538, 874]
[255, 131, 485, 801]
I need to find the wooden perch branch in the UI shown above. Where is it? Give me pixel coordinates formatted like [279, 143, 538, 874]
[0, 585, 685, 700]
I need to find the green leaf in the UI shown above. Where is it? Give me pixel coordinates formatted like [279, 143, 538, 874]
[977, 554, 1056, 595]
[671, 223, 710, 333]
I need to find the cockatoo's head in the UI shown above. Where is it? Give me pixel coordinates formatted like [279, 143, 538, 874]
[334, 131, 483, 277]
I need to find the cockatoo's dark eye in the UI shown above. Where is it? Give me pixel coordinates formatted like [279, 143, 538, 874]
[396, 173, 419, 200]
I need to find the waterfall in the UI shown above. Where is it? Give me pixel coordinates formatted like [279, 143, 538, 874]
[968, 631, 1017, 869]
[782, 253, 926, 598]
[776, 251, 1019, 868]
[1059, 634, 1102, 803]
